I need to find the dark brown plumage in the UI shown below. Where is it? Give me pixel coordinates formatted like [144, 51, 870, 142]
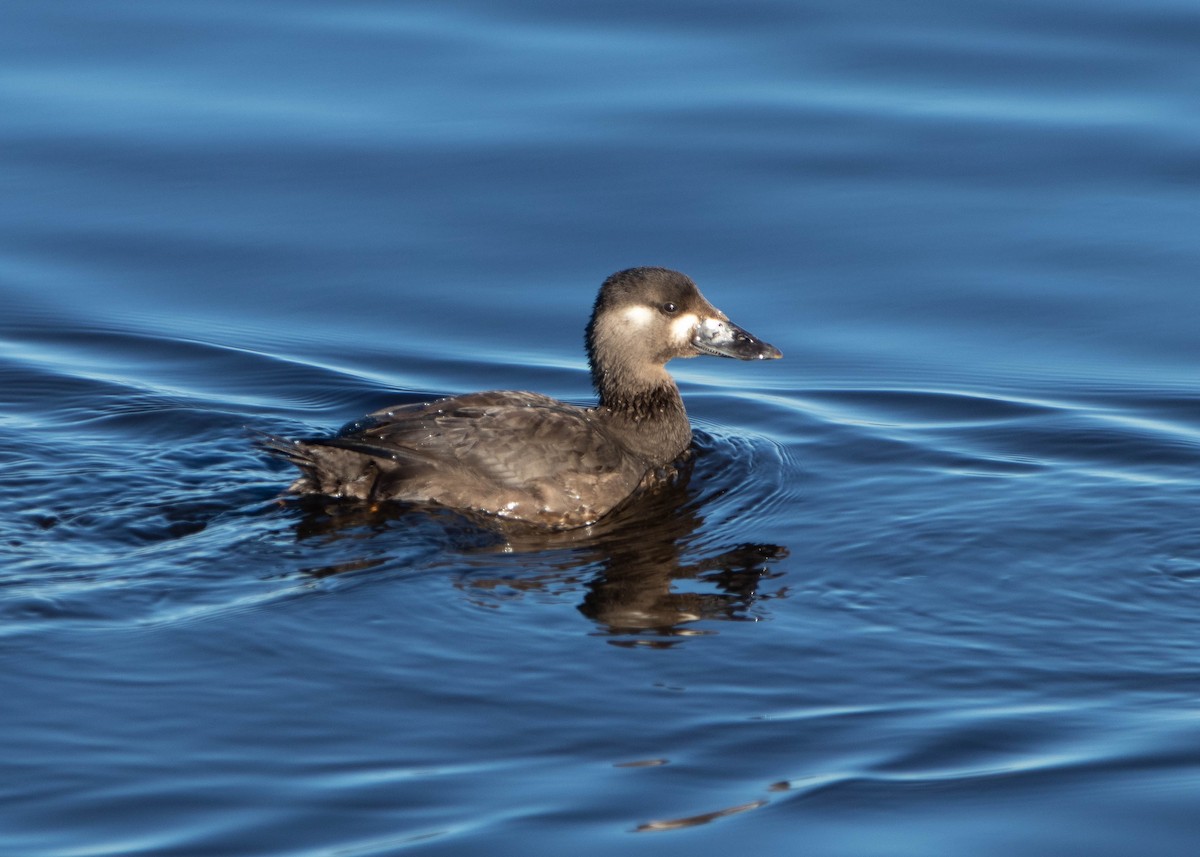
[265, 267, 781, 528]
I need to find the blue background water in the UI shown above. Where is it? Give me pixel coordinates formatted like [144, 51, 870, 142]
[3, 1, 1199, 854]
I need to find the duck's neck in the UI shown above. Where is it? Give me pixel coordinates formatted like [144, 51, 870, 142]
[593, 370, 692, 465]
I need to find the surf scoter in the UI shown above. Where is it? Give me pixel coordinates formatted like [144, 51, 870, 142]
[265, 267, 781, 528]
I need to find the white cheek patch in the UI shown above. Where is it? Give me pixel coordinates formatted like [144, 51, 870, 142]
[621, 305, 655, 327]
[670, 313, 700, 344]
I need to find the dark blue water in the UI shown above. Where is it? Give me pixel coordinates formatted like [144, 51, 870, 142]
[3, 1, 1199, 854]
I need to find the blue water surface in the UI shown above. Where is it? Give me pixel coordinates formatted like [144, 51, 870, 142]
[2, 0, 1199, 854]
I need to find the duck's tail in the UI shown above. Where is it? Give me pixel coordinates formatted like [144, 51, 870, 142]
[254, 430, 393, 501]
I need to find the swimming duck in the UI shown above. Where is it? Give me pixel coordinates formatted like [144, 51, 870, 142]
[266, 267, 781, 528]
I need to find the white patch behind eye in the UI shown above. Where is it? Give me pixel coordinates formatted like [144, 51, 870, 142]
[670, 312, 700, 343]
[622, 305, 655, 327]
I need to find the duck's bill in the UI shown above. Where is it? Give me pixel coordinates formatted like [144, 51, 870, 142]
[692, 317, 783, 360]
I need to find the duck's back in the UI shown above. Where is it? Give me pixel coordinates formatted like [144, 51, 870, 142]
[280, 391, 656, 527]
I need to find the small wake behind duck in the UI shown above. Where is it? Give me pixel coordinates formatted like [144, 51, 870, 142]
[263, 267, 781, 528]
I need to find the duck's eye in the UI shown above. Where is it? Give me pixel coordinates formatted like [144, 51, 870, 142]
[662, 302, 678, 315]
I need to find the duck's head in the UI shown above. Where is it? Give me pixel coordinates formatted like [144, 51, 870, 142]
[588, 266, 781, 360]
[585, 267, 781, 403]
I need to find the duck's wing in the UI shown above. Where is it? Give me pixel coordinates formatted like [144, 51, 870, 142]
[280, 391, 650, 526]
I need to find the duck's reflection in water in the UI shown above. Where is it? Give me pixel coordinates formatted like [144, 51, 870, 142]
[285, 457, 789, 640]
[577, 539, 786, 642]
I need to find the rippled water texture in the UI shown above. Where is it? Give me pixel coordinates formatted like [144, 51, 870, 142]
[2, 0, 1199, 854]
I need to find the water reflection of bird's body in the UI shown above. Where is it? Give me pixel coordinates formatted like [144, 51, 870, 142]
[288, 435, 789, 638]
